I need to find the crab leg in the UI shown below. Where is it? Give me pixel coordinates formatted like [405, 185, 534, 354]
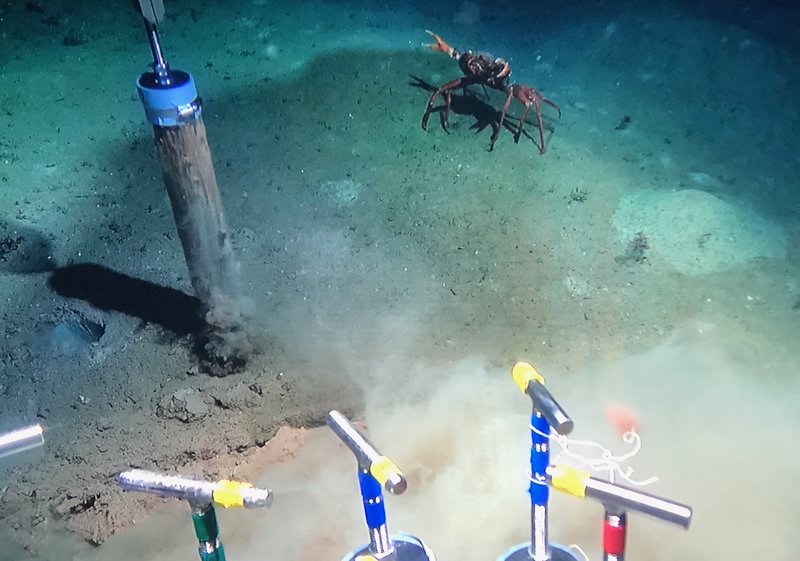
[421, 76, 479, 132]
[425, 30, 459, 59]
[541, 96, 562, 118]
[514, 104, 533, 144]
[491, 89, 515, 151]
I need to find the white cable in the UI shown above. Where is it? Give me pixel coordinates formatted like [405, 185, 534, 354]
[567, 543, 591, 561]
[530, 424, 659, 487]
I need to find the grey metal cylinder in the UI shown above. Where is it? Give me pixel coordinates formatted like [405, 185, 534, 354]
[530, 503, 550, 561]
[584, 478, 692, 528]
[118, 469, 272, 508]
[0, 424, 44, 460]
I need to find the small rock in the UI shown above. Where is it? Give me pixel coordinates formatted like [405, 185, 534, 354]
[155, 388, 209, 423]
[95, 417, 113, 432]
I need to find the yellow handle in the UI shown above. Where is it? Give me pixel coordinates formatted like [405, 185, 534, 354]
[370, 455, 403, 486]
[549, 464, 590, 498]
[213, 479, 253, 508]
[512, 361, 545, 393]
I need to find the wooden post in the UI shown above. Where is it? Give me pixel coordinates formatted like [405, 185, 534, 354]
[154, 116, 251, 373]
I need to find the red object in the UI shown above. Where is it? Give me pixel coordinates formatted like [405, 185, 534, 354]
[603, 518, 627, 555]
[604, 402, 642, 437]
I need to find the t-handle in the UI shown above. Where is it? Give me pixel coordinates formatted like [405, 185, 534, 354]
[327, 410, 407, 495]
[512, 362, 574, 435]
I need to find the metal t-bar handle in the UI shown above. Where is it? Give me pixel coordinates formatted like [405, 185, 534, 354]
[512, 362, 574, 435]
[548, 465, 692, 528]
[118, 469, 273, 509]
[327, 410, 407, 495]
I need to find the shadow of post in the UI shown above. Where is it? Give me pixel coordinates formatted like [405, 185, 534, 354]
[48, 263, 204, 337]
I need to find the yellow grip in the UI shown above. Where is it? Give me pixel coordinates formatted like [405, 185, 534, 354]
[512, 361, 545, 393]
[549, 465, 590, 498]
[213, 479, 253, 508]
[370, 455, 402, 485]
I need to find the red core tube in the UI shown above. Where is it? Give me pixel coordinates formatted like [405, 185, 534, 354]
[603, 515, 627, 555]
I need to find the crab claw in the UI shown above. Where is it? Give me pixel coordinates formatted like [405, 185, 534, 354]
[425, 30, 455, 57]
[497, 60, 511, 79]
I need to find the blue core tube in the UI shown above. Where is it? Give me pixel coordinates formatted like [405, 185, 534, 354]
[359, 468, 388, 529]
[358, 467, 393, 556]
[530, 413, 551, 504]
[529, 412, 551, 561]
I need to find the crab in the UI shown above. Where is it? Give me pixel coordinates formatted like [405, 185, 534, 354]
[420, 31, 561, 154]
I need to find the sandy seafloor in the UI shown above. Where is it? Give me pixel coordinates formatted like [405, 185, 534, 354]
[1, 0, 799, 559]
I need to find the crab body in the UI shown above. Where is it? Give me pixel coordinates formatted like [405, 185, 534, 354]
[420, 31, 560, 154]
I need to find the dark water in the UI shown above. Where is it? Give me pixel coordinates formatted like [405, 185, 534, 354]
[1, 0, 798, 560]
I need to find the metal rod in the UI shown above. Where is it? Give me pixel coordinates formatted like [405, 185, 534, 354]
[327, 410, 406, 495]
[137, 0, 170, 85]
[584, 478, 692, 528]
[526, 380, 574, 436]
[368, 524, 394, 557]
[143, 19, 171, 85]
[138, 0, 165, 25]
[530, 503, 550, 561]
[118, 469, 272, 508]
[328, 410, 379, 466]
[0, 424, 45, 460]
[120, 469, 217, 503]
